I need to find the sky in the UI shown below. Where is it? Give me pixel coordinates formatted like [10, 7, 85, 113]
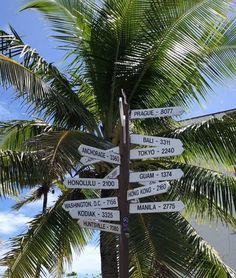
[1, 0, 236, 277]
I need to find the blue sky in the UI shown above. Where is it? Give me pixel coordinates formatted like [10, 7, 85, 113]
[1, 0, 236, 276]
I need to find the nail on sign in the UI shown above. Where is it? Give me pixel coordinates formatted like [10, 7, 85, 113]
[78, 144, 120, 164]
[64, 178, 119, 189]
[78, 219, 121, 234]
[129, 201, 184, 213]
[129, 169, 184, 183]
[130, 106, 184, 119]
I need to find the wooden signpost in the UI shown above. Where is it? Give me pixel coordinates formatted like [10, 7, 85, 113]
[63, 95, 185, 278]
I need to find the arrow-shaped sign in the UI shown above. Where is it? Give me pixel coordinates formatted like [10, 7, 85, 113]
[64, 178, 119, 189]
[104, 166, 120, 179]
[129, 201, 184, 213]
[78, 219, 121, 234]
[130, 146, 184, 160]
[129, 169, 184, 183]
[79, 144, 120, 164]
[130, 134, 182, 148]
[127, 181, 170, 200]
[63, 197, 118, 210]
[69, 209, 120, 221]
[130, 106, 184, 120]
[80, 156, 101, 166]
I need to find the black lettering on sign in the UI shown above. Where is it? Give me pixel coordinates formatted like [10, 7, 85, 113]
[161, 147, 174, 154]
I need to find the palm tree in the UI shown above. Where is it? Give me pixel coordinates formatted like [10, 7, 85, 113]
[1, 0, 236, 277]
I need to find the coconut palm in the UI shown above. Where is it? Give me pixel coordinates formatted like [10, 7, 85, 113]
[1, 0, 236, 277]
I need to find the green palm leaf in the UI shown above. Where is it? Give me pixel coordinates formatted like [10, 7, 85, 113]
[0, 192, 92, 278]
[0, 119, 51, 150]
[129, 213, 236, 278]
[0, 150, 53, 196]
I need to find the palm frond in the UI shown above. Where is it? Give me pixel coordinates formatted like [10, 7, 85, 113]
[129, 213, 236, 278]
[0, 192, 92, 278]
[11, 186, 47, 211]
[134, 159, 236, 225]
[0, 119, 51, 150]
[25, 130, 114, 174]
[0, 150, 52, 197]
[0, 30, 99, 132]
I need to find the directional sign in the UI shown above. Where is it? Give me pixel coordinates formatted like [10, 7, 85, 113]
[130, 146, 184, 160]
[80, 156, 100, 166]
[130, 106, 184, 120]
[69, 208, 120, 221]
[63, 197, 118, 210]
[104, 166, 120, 179]
[130, 134, 182, 148]
[78, 219, 121, 234]
[129, 169, 184, 183]
[78, 144, 120, 164]
[129, 201, 184, 213]
[127, 181, 170, 200]
[80, 147, 120, 166]
[64, 178, 119, 189]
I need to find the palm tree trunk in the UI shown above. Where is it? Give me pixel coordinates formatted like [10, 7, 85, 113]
[100, 232, 119, 278]
[35, 186, 49, 277]
[100, 188, 119, 278]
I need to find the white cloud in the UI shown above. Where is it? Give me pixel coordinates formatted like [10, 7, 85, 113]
[0, 104, 13, 120]
[67, 245, 101, 275]
[0, 212, 31, 235]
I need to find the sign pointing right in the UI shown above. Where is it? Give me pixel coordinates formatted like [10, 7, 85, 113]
[130, 106, 184, 119]
[130, 201, 184, 213]
[130, 134, 182, 148]
[129, 169, 184, 183]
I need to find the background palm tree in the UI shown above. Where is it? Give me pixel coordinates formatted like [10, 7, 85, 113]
[1, 0, 236, 277]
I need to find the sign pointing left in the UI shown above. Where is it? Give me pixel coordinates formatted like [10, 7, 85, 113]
[64, 178, 119, 189]
[63, 197, 118, 210]
[79, 144, 120, 164]
[69, 209, 120, 221]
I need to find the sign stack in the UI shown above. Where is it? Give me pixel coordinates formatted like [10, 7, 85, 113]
[62, 100, 185, 278]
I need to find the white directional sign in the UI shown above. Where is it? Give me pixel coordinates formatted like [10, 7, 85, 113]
[64, 178, 119, 189]
[69, 208, 120, 221]
[80, 156, 100, 165]
[63, 197, 118, 210]
[78, 219, 121, 234]
[127, 181, 170, 200]
[130, 106, 184, 120]
[129, 201, 184, 213]
[78, 144, 120, 164]
[80, 147, 119, 166]
[130, 146, 184, 160]
[130, 134, 182, 148]
[104, 166, 120, 179]
[130, 169, 184, 183]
